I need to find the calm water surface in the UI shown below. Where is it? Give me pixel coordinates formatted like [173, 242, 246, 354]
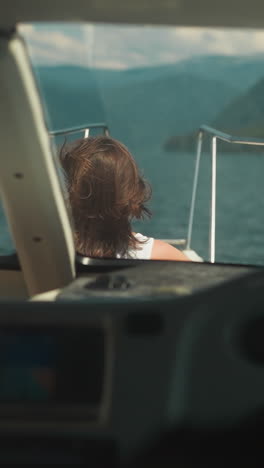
[1, 149, 264, 266]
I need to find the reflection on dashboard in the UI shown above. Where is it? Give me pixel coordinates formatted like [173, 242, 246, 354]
[0, 327, 105, 406]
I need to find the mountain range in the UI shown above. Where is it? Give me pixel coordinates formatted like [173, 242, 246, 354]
[33, 53, 264, 154]
[165, 75, 264, 153]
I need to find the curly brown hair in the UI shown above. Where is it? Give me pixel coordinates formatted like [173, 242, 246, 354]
[60, 136, 152, 258]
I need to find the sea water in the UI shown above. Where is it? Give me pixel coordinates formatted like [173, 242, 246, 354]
[1, 147, 264, 266]
[133, 148, 264, 266]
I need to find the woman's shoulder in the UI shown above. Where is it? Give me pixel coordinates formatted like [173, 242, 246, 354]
[132, 233, 190, 261]
[151, 239, 190, 261]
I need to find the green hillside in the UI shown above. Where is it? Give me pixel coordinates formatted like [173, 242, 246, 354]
[95, 54, 264, 92]
[213, 77, 264, 136]
[165, 76, 264, 153]
[34, 66, 105, 131]
[34, 61, 264, 156]
[100, 73, 236, 152]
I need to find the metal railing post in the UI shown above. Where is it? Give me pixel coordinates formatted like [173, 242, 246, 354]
[209, 136, 217, 263]
[186, 130, 203, 250]
[187, 125, 264, 263]
[49, 123, 109, 138]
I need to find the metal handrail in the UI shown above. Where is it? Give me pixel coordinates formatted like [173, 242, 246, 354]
[186, 125, 264, 263]
[199, 125, 264, 145]
[49, 122, 109, 138]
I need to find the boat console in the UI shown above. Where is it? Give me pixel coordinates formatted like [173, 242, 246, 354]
[68, 256, 259, 300]
[0, 261, 264, 464]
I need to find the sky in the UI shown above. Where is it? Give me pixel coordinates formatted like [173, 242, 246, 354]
[19, 22, 264, 69]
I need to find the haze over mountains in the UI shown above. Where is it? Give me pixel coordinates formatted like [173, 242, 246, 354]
[95, 54, 264, 91]
[34, 53, 264, 154]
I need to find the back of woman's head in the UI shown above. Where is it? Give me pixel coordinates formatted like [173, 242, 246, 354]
[60, 135, 152, 257]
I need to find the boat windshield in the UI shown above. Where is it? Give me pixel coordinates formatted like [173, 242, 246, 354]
[2, 22, 264, 265]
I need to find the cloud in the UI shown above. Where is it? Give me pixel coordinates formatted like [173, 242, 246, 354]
[18, 23, 264, 69]
[169, 27, 264, 57]
[91, 24, 186, 67]
[92, 25, 264, 68]
[19, 23, 93, 66]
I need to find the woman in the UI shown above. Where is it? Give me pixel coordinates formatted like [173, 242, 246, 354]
[60, 136, 189, 261]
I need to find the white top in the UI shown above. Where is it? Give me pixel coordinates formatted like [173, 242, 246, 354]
[125, 232, 154, 259]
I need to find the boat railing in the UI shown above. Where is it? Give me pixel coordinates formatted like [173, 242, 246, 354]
[49, 122, 110, 138]
[186, 125, 264, 263]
